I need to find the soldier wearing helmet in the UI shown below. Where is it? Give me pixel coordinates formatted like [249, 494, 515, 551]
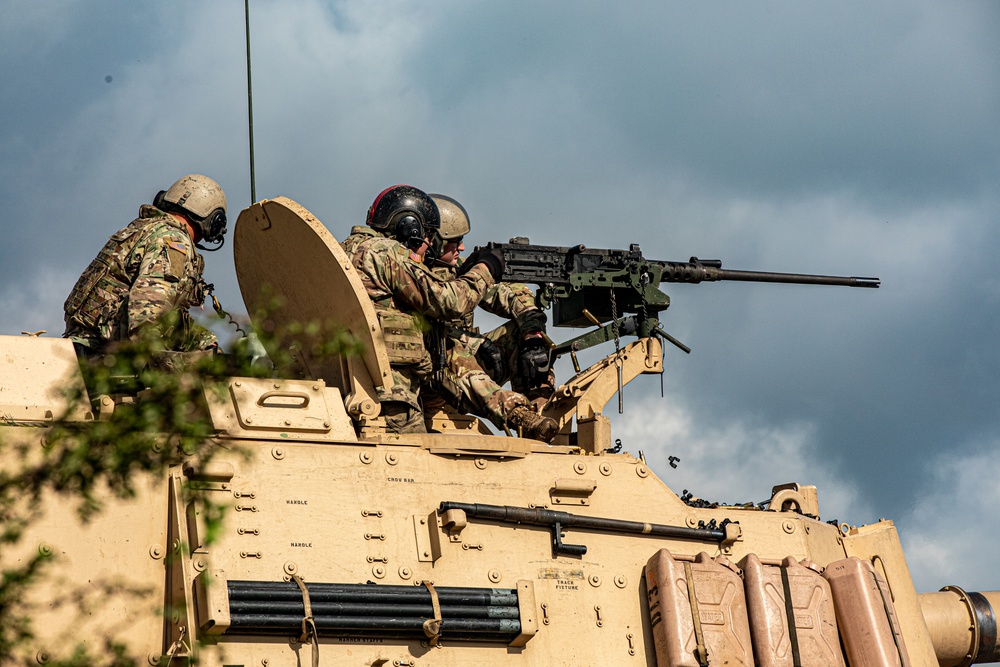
[341, 185, 505, 434]
[423, 194, 557, 443]
[63, 174, 227, 355]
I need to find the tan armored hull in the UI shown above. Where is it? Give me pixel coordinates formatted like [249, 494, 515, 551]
[2, 198, 997, 666]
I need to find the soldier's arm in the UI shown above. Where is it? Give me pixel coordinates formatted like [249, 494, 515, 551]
[479, 282, 539, 321]
[126, 234, 189, 338]
[376, 248, 495, 320]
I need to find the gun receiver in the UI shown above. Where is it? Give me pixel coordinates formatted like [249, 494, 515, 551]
[485, 240, 878, 330]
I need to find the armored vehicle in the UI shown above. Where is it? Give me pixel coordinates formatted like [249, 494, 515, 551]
[1, 197, 996, 666]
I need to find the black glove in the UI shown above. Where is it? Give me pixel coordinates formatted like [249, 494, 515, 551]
[475, 337, 507, 380]
[458, 245, 505, 281]
[518, 335, 551, 390]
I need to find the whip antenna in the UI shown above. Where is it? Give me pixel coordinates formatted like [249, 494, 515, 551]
[245, 0, 257, 203]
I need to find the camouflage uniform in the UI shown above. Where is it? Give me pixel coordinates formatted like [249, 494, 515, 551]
[425, 261, 551, 432]
[63, 205, 217, 353]
[342, 226, 496, 434]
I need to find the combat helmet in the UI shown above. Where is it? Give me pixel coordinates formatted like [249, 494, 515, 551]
[154, 174, 228, 248]
[366, 185, 440, 252]
[429, 194, 470, 241]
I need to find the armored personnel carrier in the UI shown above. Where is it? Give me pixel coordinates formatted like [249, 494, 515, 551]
[1, 197, 996, 666]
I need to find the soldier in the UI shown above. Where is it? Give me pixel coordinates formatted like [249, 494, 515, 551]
[343, 185, 551, 439]
[422, 194, 557, 442]
[63, 174, 227, 356]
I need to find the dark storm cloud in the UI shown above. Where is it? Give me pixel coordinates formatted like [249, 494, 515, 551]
[409, 2, 1000, 206]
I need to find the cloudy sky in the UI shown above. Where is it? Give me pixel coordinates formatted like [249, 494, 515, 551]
[2, 1, 998, 595]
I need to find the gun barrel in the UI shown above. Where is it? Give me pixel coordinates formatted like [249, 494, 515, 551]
[658, 259, 880, 288]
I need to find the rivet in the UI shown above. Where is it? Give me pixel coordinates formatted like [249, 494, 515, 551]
[245, 416, 253, 424]
[599, 463, 612, 476]
[475, 458, 487, 470]
[283, 420, 291, 426]
[488, 569, 502, 583]
[574, 461, 587, 475]
[234, 381, 242, 387]
[399, 566, 412, 580]
[37, 543, 53, 557]
[147, 652, 162, 666]
[386, 453, 398, 465]
[149, 545, 164, 560]
[323, 421, 331, 428]
[373, 565, 386, 579]
[589, 574, 602, 587]
[194, 557, 207, 572]
[360, 451, 373, 464]
[284, 561, 298, 575]
[272, 447, 285, 460]
[35, 650, 50, 664]
[782, 520, 796, 534]
[686, 515, 699, 529]
[636, 464, 649, 478]
[614, 575, 627, 589]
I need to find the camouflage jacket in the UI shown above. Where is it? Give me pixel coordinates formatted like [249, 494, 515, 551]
[342, 226, 496, 408]
[431, 260, 544, 333]
[63, 205, 216, 351]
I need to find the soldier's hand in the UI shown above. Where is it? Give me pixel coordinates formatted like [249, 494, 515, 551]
[459, 245, 505, 281]
[518, 334, 551, 390]
[475, 337, 507, 380]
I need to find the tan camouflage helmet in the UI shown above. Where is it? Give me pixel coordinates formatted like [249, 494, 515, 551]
[155, 174, 228, 244]
[429, 194, 471, 241]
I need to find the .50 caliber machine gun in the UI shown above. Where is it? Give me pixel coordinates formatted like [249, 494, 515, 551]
[481, 238, 879, 359]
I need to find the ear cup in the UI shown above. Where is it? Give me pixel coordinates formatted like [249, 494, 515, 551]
[153, 190, 167, 209]
[393, 213, 425, 251]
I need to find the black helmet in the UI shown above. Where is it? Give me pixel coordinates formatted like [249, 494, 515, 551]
[366, 185, 440, 251]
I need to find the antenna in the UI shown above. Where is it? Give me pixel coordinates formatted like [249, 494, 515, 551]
[244, 0, 257, 204]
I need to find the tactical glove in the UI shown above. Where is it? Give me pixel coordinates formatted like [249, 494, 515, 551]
[475, 337, 507, 380]
[458, 245, 505, 281]
[518, 335, 551, 390]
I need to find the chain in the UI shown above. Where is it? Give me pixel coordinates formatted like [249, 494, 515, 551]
[611, 289, 621, 354]
[611, 289, 623, 413]
[639, 270, 650, 333]
[639, 269, 664, 397]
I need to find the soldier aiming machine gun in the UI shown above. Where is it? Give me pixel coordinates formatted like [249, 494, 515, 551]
[481, 238, 879, 362]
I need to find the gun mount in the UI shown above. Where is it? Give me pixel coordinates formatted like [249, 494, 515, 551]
[2, 198, 997, 667]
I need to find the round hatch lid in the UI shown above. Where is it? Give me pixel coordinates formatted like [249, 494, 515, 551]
[233, 196, 392, 389]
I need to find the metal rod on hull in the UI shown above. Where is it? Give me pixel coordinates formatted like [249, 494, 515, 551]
[439, 501, 731, 557]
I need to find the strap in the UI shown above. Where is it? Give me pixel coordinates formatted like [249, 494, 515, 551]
[684, 562, 709, 667]
[871, 569, 907, 667]
[779, 564, 802, 667]
[292, 574, 320, 667]
[422, 580, 443, 646]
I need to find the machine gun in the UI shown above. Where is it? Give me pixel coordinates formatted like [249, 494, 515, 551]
[481, 238, 879, 359]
